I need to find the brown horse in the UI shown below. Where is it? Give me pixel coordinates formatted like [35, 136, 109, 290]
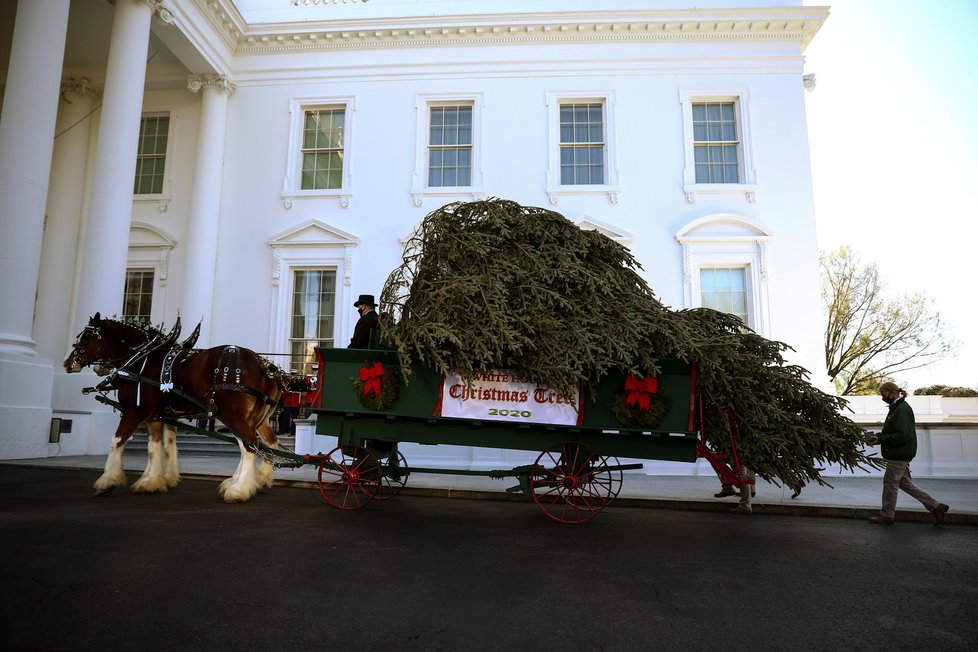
[64, 313, 287, 503]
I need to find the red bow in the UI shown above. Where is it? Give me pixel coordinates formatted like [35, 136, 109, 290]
[359, 362, 384, 397]
[624, 376, 658, 410]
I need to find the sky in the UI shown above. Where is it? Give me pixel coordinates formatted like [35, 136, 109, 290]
[802, 0, 978, 391]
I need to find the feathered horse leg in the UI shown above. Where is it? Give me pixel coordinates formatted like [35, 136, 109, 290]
[162, 422, 181, 488]
[132, 420, 170, 493]
[94, 413, 141, 495]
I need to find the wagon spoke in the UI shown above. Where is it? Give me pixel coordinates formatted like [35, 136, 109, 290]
[316, 446, 380, 510]
[529, 442, 618, 524]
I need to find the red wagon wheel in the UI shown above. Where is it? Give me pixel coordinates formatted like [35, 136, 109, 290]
[317, 445, 381, 510]
[529, 442, 623, 524]
[375, 448, 409, 500]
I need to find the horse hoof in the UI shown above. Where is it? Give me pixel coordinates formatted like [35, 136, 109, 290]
[93, 486, 115, 496]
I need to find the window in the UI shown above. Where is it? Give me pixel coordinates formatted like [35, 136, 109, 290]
[133, 115, 169, 195]
[289, 270, 336, 375]
[692, 102, 739, 184]
[679, 89, 756, 203]
[412, 93, 484, 206]
[122, 269, 154, 322]
[675, 214, 772, 336]
[428, 105, 472, 187]
[559, 102, 604, 185]
[546, 92, 620, 205]
[284, 97, 355, 207]
[700, 267, 748, 324]
[300, 108, 345, 190]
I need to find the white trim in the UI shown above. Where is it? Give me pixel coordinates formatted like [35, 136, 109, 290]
[675, 213, 772, 336]
[282, 96, 357, 208]
[546, 90, 621, 206]
[267, 220, 360, 356]
[411, 92, 485, 207]
[679, 88, 758, 204]
[132, 108, 176, 213]
[127, 222, 177, 324]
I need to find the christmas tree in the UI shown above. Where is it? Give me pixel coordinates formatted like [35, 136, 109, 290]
[380, 199, 878, 487]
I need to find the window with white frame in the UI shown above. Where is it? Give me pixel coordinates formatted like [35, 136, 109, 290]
[122, 269, 154, 322]
[546, 92, 620, 204]
[699, 267, 748, 325]
[676, 214, 772, 336]
[679, 89, 756, 201]
[133, 114, 170, 195]
[284, 97, 355, 205]
[428, 104, 472, 187]
[268, 219, 358, 372]
[300, 107, 346, 190]
[412, 93, 484, 205]
[289, 269, 336, 374]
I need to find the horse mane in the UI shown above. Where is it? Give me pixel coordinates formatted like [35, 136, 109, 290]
[103, 316, 167, 340]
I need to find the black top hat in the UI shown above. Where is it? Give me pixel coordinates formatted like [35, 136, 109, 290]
[354, 294, 377, 308]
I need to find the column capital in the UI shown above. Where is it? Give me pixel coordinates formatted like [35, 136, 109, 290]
[187, 74, 236, 96]
[142, 0, 176, 25]
[61, 77, 99, 99]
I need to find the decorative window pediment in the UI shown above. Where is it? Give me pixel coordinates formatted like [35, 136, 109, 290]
[574, 216, 632, 247]
[267, 219, 360, 248]
[128, 222, 176, 288]
[675, 214, 772, 243]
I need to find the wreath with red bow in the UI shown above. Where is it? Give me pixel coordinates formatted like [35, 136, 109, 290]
[352, 361, 399, 411]
[610, 375, 672, 429]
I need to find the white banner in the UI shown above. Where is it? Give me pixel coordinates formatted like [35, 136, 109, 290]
[438, 371, 582, 426]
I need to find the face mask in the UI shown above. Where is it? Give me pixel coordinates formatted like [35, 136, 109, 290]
[882, 395, 895, 405]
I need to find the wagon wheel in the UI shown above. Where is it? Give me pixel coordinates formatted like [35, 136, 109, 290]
[529, 442, 623, 524]
[317, 445, 381, 510]
[375, 448, 409, 500]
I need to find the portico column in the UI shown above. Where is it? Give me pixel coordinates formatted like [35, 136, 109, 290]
[73, 0, 157, 332]
[181, 74, 235, 347]
[0, 0, 69, 459]
[0, 0, 70, 355]
[34, 79, 100, 361]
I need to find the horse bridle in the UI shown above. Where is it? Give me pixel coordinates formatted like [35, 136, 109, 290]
[70, 324, 141, 371]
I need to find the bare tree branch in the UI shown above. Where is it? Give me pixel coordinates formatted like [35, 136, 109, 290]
[820, 246, 957, 395]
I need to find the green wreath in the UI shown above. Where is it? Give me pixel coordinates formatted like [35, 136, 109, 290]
[610, 376, 672, 429]
[352, 361, 399, 411]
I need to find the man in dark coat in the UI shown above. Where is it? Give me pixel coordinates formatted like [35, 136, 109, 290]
[348, 294, 380, 349]
[866, 381, 949, 525]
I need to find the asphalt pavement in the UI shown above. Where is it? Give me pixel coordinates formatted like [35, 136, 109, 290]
[3, 451, 976, 525]
[2, 465, 976, 651]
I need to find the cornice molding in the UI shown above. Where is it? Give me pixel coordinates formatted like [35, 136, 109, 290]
[194, 2, 828, 56]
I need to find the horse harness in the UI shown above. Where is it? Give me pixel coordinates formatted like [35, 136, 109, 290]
[87, 341, 282, 454]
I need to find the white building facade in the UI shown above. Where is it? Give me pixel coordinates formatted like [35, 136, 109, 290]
[0, 0, 831, 461]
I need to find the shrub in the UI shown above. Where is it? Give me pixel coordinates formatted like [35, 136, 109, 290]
[914, 384, 978, 397]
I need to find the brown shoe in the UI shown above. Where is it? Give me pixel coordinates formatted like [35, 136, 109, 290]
[867, 515, 895, 525]
[714, 486, 737, 498]
[932, 503, 949, 526]
[730, 504, 752, 515]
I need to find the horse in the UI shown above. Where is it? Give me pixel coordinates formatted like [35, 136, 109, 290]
[64, 313, 289, 503]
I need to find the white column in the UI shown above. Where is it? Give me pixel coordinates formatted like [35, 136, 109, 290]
[181, 75, 235, 347]
[0, 0, 70, 355]
[33, 79, 100, 361]
[0, 0, 70, 460]
[72, 0, 155, 332]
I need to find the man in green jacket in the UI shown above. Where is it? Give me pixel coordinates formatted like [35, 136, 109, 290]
[866, 382, 949, 526]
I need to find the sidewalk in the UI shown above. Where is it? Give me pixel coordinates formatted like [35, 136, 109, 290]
[3, 453, 976, 525]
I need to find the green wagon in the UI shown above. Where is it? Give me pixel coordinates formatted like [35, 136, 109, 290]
[308, 347, 701, 523]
